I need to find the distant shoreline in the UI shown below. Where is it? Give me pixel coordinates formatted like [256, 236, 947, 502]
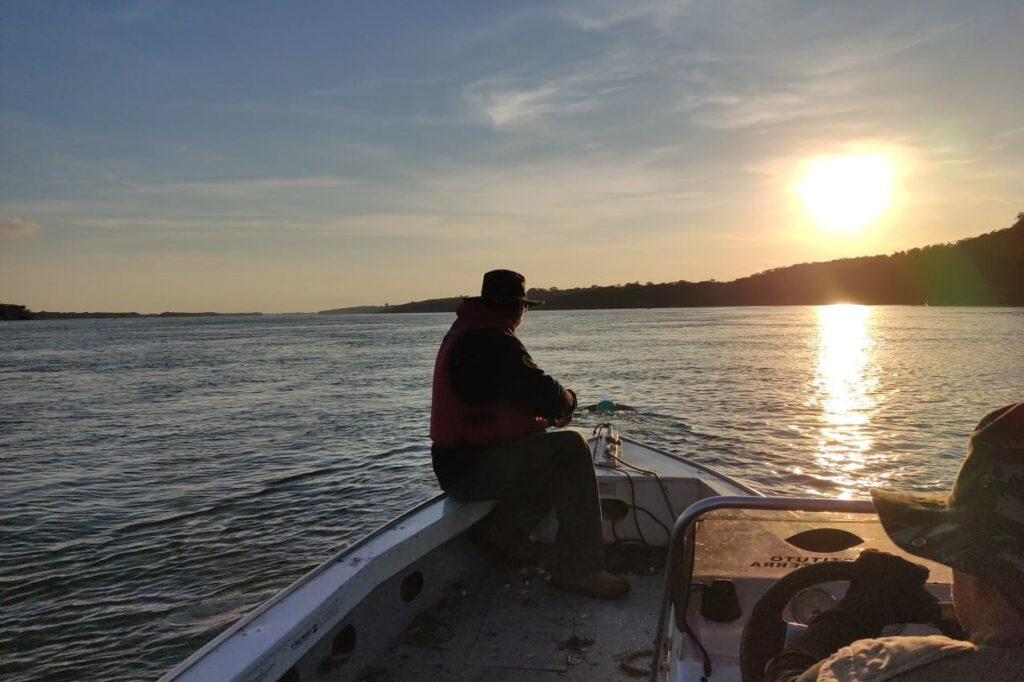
[4, 304, 1023, 322]
[0, 307, 263, 321]
[317, 302, 1021, 315]
[42, 312, 262, 319]
[321, 215, 1024, 314]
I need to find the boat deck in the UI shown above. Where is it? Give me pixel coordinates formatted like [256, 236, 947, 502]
[157, 433, 754, 682]
[366, 548, 663, 681]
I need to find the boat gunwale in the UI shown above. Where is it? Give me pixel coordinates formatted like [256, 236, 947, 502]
[157, 492, 452, 681]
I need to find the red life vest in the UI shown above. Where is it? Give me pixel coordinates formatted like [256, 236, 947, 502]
[430, 301, 547, 449]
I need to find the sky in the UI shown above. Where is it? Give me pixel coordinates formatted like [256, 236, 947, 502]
[1, 1, 1022, 313]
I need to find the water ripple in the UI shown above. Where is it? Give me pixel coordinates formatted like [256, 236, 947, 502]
[1, 308, 1020, 680]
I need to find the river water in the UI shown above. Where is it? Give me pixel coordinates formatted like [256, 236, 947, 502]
[2, 306, 1021, 680]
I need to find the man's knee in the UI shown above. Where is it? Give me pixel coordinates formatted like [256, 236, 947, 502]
[546, 430, 592, 468]
[549, 429, 589, 451]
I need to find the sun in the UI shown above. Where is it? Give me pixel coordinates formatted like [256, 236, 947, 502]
[798, 154, 894, 232]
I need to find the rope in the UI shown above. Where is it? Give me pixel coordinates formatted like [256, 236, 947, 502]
[617, 649, 653, 677]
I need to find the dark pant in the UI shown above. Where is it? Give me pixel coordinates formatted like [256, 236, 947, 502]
[442, 430, 603, 573]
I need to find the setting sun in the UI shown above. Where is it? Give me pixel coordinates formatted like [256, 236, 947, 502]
[799, 155, 894, 233]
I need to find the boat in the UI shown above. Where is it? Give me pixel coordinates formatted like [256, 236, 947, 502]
[159, 424, 956, 681]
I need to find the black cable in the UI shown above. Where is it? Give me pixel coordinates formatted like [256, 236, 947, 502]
[685, 583, 713, 681]
[684, 623, 713, 681]
[652, 472, 677, 526]
[589, 432, 600, 462]
[628, 504, 672, 542]
[592, 427, 710, 677]
[595, 426, 656, 549]
[592, 425, 672, 548]
[619, 467, 650, 547]
[593, 425, 677, 546]
[607, 449, 677, 524]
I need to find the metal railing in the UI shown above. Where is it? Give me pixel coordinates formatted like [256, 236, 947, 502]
[649, 496, 877, 681]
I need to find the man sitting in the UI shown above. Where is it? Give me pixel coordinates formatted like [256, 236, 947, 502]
[766, 401, 1024, 680]
[429, 270, 629, 599]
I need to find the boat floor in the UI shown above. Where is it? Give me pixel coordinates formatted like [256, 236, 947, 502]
[365, 547, 663, 681]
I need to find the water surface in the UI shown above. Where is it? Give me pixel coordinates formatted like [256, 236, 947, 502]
[2, 306, 1021, 680]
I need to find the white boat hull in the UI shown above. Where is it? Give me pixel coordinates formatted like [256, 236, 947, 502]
[159, 430, 757, 682]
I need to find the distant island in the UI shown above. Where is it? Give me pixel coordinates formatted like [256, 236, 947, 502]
[318, 304, 391, 315]
[320, 214, 1024, 313]
[0, 306, 262, 321]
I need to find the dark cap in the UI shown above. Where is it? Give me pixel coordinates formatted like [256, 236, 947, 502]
[469, 269, 543, 307]
[871, 402, 1024, 603]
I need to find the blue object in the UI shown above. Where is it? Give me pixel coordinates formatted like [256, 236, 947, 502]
[595, 399, 616, 412]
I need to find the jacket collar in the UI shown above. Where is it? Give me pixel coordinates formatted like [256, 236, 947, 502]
[455, 299, 518, 334]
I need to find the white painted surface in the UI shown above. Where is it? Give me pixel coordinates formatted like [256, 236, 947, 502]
[161, 432, 750, 682]
[160, 497, 494, 682]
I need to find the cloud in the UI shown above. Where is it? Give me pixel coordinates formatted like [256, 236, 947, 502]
[77, 215, 281, 234]
[676, 82, 861, 130]
[993, 125, 1024, 141]
[405, 155, 710, 240]
[541, 1, 956, 139]
[557, 0, 695, 32]
[0, 218, 41, 241]
[463, 79, 602, 129]
[128, 175, 352, 198]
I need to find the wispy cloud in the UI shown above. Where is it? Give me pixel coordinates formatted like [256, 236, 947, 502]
[0, 218, 41, 241]
[676, 80, 862, 130]
[76, 215, 282, 233]
[127, 176, 353, 198]
[463, 78, 605, 129]
[543, 1, 955, 137]
[993, 125, 1024, 141]
[556, 0, 695, 32]
[406, 155, 709, 239]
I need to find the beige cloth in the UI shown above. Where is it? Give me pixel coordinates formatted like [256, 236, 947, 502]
[818, 635, 1024, 681]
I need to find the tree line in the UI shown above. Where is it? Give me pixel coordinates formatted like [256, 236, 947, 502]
[387, 214, 1024, 312]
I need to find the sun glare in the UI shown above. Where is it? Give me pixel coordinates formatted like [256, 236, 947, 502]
[799, 155, 894, 233]
[811, 304, 884, 498]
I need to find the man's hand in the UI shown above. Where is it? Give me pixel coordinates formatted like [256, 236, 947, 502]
[837, 550, 941, 633]
[553, 389, 576, 428]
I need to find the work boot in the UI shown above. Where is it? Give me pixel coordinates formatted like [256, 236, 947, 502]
[551, 568, 631, 600]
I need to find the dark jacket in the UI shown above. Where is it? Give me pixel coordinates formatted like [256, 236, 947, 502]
[430, 300, 575, 488]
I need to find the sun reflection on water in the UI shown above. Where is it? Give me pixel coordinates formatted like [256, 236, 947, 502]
[810, 304, 884, 497]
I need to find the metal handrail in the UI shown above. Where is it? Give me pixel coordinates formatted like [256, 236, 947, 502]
[649, 496, 877, 681]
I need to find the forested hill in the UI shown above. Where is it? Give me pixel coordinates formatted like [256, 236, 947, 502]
[385, 215, 1024, 312]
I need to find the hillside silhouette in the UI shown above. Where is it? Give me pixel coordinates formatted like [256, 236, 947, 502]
[381, 215, 1024, 312]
